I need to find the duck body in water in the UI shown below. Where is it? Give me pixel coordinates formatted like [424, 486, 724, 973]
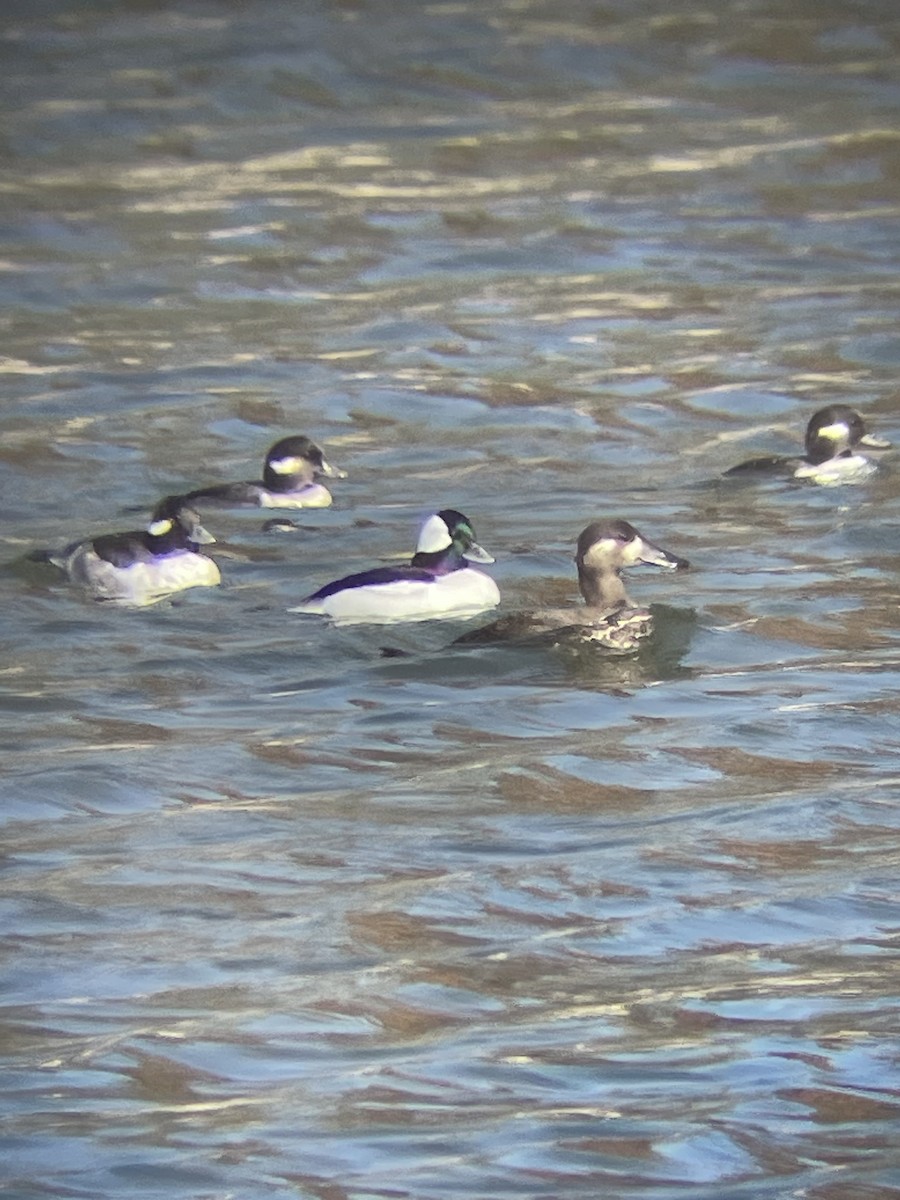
[292, 509, 500, 625]
[724, 405, 890, 486]
[184, 435, 346, 509]
[455, 519, 688, 652]
[49, 495, 221, 605]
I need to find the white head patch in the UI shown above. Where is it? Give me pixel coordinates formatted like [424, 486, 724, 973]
[148, 518, 173, 536]
[620, 536, 644, 566]
[588, 535, 622, 557]
[416, 513, 453, 554]
[269, 455, 302, 476]
[817, 420, 850, 442]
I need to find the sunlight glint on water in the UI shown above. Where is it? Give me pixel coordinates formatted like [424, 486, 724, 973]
[2, 2, 900, 1197]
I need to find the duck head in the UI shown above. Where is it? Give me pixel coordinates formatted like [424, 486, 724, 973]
[147, 495, 216, 550]
[576, 518, 688, 607]
[805, 405, 890, 465]
[412, 509, 495, 570]
[263, 435, 346, 491]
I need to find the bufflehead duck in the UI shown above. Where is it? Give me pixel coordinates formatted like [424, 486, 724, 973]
[50, 495, 221, 605]
[455, 519, 688, 651]
[184, 435, 346, 509]
[724, 405, 890, 486]
[292, 509, 500, 625]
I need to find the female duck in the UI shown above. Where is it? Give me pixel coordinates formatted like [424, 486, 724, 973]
[293, 509, 500, 625]
[455, 518, 688, 651]
[184, 435, 346, 509]
[50, 495, 221, 605]
[725, 405, 890, 485]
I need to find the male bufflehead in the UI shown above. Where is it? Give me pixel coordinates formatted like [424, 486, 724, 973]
[292, 509, 500, 624]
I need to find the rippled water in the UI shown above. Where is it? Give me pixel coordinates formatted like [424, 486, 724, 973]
[3, 2, 900, 1197]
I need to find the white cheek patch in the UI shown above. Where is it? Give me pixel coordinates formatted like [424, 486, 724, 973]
[817, 421, 850, 442]
[584, 537, 619, 566]
[416, 514, 452, 554]
[148, 518, 173, 536]
[269, 455, 303, 475]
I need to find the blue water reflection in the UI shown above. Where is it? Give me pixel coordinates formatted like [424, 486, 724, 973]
[2, 1, 900, 1197]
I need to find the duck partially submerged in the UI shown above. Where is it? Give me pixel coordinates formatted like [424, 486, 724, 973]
[455, 519, 688, 651]
[724, 405, 890, 486]
[184, 435, 346, 509]
[50, 495, 221, 605]
[292, 508, 500, 625]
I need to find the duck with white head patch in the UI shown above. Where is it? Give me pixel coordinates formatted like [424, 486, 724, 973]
[725, 405, 890, 486]
[184, 435, 346, 509]
[455, 518, 688, 651]
[292, 509, 500, 625]
[50, 495, 221, 605]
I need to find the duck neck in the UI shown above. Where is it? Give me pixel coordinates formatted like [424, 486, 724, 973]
[411, 547, 464, 576]
[146, 527, 187, 554]
[263, 465, 311, 493]
[577, 562, 630, 610]
[806, 435, 848, 466]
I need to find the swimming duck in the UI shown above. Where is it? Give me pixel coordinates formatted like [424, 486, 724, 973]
[455, 519, 688, 651]
[184, 435, 346, 509]
[724, 405, 890, 485]
[292, 509, 500, 625]
[50, 495, 221, 605]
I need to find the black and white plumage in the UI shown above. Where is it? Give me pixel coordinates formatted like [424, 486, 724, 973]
[724, 405, 890, 486]
[292, 509, 500, 625]
[50, 495, 221, 605]
[184, 435, 346, 509]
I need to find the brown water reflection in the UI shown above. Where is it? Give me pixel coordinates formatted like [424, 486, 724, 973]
[3, 1, 900, 1197]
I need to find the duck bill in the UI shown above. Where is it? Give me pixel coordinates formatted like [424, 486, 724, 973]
[859, 432, 891, 449]
[190, 522, 216, 545]
[319, 457, 348, 479]
[463, 541, 495, 565]
[635, 536, 688, 571]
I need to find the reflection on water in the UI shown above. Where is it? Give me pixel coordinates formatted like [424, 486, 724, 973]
[3, 1, 900, 1197]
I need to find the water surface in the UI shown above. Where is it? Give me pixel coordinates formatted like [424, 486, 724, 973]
[2, 2, 900, 1197]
